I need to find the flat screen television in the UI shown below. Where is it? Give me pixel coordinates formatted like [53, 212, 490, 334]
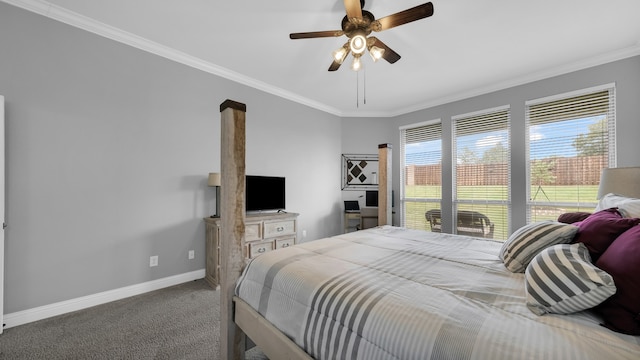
[245, 175, 286, 212]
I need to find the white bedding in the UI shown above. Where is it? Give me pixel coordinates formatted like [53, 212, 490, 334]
[236, 226, 640, 359]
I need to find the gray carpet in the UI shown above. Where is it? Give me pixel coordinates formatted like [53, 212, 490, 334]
[0, 279, 268, 359]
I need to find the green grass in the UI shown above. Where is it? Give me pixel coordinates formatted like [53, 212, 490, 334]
[403, 185, 598, 240]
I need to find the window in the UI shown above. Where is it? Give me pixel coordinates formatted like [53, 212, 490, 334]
[526, 85, 616, 222]
[400, 120, 442, 230]
[453, 107, 510, 240]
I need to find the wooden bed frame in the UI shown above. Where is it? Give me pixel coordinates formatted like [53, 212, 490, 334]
[218, 100, 393, 359]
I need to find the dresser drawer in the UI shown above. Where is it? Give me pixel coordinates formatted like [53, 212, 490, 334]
[263, 219, 296, 238]
[245, 222, 262, 241]
[248, 240, 274, 258]
[275, 237, 295, 250]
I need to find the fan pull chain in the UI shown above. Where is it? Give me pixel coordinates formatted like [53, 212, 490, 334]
[364, 68, 367, 105]
[356, 71, 359, 108]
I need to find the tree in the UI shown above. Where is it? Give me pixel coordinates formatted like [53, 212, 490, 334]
[458, 147, 478, 164]
[572, 118, 607, 156]
[531, 159, 556, 186]
[481, 142, 507, 164]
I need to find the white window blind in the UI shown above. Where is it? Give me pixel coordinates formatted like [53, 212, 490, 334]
[453, 107, 510, 240]
[526, 85, 616, 222]
[400, 120, 442, 230]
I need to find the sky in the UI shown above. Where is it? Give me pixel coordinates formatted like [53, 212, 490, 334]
[405, 115, 605, 165]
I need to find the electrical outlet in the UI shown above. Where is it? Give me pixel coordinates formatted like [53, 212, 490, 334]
[188, 250, 195, 260]
[150, 255, 158, 267]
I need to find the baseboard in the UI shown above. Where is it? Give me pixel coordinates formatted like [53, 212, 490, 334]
[3, 269, 206, 329]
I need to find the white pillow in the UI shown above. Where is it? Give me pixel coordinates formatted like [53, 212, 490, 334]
[595, 193, 640, 218]
[525, 243, 616, 315]
[499, 221, 578, 273]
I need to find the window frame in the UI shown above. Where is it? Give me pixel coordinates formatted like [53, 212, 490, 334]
[452, 105, 512, 239]
[399, 119, 442, 230]
[525, 83, 616, 222]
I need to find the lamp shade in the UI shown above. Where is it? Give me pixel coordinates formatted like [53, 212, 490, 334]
[208, 173, 221, 187]
[597, 167, 640, 199]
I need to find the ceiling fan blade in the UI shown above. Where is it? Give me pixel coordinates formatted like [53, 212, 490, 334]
[343, 0, 363, 20]
[372, 2, 434, 32]
[371, 37, 401, 64]
[290, 30, 344, 39]
[328, 60, 343, 72]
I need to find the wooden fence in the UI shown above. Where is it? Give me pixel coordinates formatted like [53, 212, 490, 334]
[406, 155, 606, 186]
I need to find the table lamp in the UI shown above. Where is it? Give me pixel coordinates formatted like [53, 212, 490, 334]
[208, 172, 221, 217]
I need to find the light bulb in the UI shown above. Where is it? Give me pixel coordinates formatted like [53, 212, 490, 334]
[332, 47, 348, 64]
[369, 46, 385, 62]
[349, 34, 367, 55]
[351, 55, 362, 71]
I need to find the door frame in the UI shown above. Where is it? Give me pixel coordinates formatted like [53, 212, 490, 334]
[1, 95, 5, 334]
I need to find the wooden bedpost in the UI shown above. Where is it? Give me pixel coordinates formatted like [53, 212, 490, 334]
[378, 143, 392, 225]
[219, 99, 247, 360]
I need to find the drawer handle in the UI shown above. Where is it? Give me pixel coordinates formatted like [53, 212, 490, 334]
[277, 226, 284, 232]
[282, 243, 290, 248]
[257, 248, 266, 253]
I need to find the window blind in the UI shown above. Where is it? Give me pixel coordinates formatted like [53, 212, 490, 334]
[400, 120, 442, 230]
[453, 107, 511, 240]
[526, 85, 616, 222]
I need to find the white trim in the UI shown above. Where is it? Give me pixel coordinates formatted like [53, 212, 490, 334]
[398, 118, 441, 130]
[2, 269, 205, 329]
[0, 95, 4, 335]
[525, 82, 616, 106]
[452, 104, 511, 121]
[392, 45, 640, 118]
[2, 0, 640, 118]
[0, 0, 342, 117]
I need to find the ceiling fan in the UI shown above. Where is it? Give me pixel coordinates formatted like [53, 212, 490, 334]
[290, 0, 434, 72]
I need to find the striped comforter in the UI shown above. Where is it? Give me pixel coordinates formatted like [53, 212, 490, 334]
[235, 226, 640, 359]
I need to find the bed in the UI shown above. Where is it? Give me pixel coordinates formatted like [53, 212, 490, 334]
[217, 100, 640, 359]
[235, 226, 640, 359]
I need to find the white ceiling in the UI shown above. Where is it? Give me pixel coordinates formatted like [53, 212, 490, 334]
[7, 0, 640, 117]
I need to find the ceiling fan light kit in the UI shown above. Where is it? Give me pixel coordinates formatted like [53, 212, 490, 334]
[290, 0, 434, 72]
[351, 54, 363, 71]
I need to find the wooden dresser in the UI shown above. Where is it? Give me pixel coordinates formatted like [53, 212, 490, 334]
[203, 212, 299, 289]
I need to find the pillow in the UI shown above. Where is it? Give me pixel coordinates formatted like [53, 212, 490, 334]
[571, 208, 640, 261]
[557, 212, 591, 224]
[525, 243, 616, 316]
[595, 225, 640, 335]
[500, 221, 579, 273]
[595, 193, 640, 218]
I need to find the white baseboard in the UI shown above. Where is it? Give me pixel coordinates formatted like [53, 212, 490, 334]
[3, 269, 206, 329]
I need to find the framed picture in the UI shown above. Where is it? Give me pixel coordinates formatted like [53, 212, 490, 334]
[341, 154, 379, 190]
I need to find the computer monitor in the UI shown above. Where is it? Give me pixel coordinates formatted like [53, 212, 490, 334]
[366, 190, 395, 207]
[366, 191, 378, 207]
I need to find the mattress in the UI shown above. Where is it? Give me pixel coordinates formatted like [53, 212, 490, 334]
[235, 226, 640, 359]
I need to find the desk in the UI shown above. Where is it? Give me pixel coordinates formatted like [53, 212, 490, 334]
[344, 212, 360, 233]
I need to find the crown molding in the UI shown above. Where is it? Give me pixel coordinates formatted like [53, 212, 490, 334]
[3, 0, 640, 119]
[381, 43, 640, 118]
[1, 0, 343, 117]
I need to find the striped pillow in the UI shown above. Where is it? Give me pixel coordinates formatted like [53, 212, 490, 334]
[525, 243, 616, 315]
[500, 221, 578, 273]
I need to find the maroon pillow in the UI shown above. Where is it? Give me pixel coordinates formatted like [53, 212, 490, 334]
[557, 211, 591, 224]
[572, 208, 640, 261]
[595, 225, 640, 335]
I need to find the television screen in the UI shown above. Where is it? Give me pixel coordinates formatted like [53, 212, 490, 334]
[366, 190, 378, 207]
[246, 175, 286, 212]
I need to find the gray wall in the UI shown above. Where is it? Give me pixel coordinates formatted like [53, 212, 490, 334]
[2, 1, 640, 317]
[342, 56, 640, 235]
[0, 3, 343, 313]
